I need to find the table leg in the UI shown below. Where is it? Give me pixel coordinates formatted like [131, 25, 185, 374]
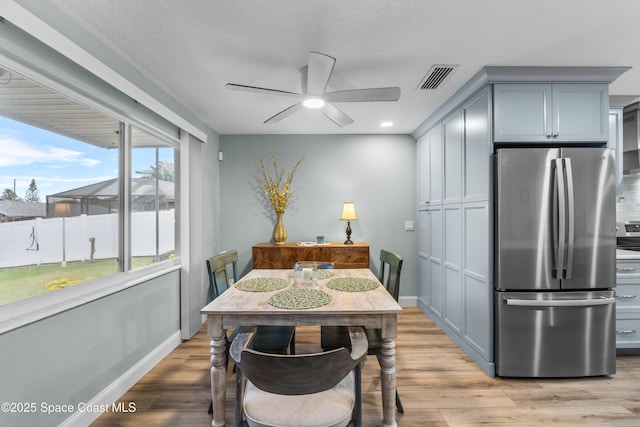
[209, 317, 227, 427]
[379, 337, 397, 427]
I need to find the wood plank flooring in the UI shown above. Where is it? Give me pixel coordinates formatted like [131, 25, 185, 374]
[92, 307, 640, 426]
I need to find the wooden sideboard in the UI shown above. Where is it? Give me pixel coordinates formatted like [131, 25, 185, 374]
[252, 242, 370, 269]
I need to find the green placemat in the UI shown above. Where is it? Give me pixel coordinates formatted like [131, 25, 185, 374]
[235, 277, 289, 292]
[326, 277, 379, 292]
[269, 289, 332, 309]
[288, 270, 334, 280]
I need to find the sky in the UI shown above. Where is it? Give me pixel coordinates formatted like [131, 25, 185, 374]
[0, 116, 173, 201]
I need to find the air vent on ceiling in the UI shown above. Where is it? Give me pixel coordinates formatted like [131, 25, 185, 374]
[417, 65, 457, 90]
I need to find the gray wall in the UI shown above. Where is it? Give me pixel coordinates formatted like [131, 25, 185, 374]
[219, 134, 417, 299]
[0, 271, 180, 426]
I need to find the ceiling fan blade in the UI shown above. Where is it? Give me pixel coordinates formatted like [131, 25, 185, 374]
[325, 87, 401, 102]
[225, 83, 301, 99]
[321, 102, 354, 127]
[307, 52, 335, 95]
[264, 103, 303, 124]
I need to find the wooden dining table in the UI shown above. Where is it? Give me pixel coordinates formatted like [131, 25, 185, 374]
[201, 268, 403, 427]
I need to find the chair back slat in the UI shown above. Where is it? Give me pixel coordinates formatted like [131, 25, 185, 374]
[379, 249, 403, 302]
[206, 250, 239, 300]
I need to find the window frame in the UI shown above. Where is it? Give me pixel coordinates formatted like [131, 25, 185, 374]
[0, 59, 182, 335]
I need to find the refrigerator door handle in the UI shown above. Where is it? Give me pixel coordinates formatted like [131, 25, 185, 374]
[563, 158, 575, 279]
[553, 158, 567, 279]
[504, 297, 616, 307]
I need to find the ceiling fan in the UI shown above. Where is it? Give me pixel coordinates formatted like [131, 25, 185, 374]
[225, 51, 401, 127]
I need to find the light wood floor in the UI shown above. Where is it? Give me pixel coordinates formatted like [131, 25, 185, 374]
[92, 307, 640, 426]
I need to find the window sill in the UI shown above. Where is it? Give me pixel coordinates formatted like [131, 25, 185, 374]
[0, 258, 181, 335]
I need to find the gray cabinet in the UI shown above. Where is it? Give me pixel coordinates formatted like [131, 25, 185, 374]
[417, 208, 430, 307]
[616, 258, 640, 348]
[443, 205, 462, 333]
[428, 206, 444, 319]
[417, 124, 443, 205]
[443, 110, 463, 204]
[462, 88, 492, 202]
[494, 83, 608, 143]
[462, 201, 491, 359]
[416, 86, 492, 365]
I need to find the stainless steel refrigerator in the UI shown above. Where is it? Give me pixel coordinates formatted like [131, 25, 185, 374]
[494, 147, 616, 377]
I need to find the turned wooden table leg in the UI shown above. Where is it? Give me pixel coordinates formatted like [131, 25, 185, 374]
[209, 316, 227, 427]
[380, 314, 398, 427]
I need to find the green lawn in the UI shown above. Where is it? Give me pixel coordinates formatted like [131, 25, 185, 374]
[0, 258, 155, 305]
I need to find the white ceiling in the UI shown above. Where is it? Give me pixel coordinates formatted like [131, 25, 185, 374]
[41, 0, 640, 135]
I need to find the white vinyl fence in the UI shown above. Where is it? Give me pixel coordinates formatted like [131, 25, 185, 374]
[0, 211, 175, 268]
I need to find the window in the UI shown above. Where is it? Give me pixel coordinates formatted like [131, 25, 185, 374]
[0, 66, 178, 306]
[131, 127, 177, 269]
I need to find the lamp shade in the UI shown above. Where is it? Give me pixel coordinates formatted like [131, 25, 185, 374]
[340, 202, 358, 221]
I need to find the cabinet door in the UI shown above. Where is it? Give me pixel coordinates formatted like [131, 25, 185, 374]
[443, 110, 463, 204]
[462, 87, 491, 202]
[428, 206, 443, 318]
[493, 83, 551, 142]
[428, 124, 443, 204]
[417, 135, 430, 205]
[417, 208, 430, 307]
[462, 202, 492, 359]
[552, 83, 608, 142]
[443, 205, 462, 333]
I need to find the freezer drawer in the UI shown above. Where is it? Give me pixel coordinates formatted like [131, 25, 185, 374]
[495, 290, 616, 377]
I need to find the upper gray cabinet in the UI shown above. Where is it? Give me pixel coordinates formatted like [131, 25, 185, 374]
[462, 87, 491, 202]
[493, 83, 608, 143]
[417, 124, 443, 205]
[443, 110, 463, 204]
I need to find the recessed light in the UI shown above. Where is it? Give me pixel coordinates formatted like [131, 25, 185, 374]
[380, 121, 394, 127]
[302, 96, 325, 109]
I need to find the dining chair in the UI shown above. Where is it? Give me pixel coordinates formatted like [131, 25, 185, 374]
[206, 250, 296, 354]
[231, 325, 367, 427]
[320, 248, 405, 413]
[206, 250, 296, 413]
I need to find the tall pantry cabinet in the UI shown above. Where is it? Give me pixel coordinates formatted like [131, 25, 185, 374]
[417, 86, 493, 373]
[415, 66, 628, 377]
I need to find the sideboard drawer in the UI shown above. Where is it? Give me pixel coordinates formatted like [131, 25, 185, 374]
[330, 247, 369, 268]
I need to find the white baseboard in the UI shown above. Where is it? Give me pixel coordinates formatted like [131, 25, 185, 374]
[398, 295, 417, 307]
[60, 330, 182, 427]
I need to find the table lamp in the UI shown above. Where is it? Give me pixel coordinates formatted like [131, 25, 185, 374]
[340, 202, 358, 244]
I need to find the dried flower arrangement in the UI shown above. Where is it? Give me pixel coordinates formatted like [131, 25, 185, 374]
[255, 151, 304, 214]
[254, 151, 304, 244]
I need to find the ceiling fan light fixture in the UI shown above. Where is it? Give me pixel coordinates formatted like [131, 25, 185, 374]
[302, 96, 325, 109]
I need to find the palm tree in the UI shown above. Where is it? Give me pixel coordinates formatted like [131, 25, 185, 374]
[135, 160, 174, 182]
[1, 188, 19, 200]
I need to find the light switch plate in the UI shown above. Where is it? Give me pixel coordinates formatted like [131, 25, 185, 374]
[404, 221, 415, 231]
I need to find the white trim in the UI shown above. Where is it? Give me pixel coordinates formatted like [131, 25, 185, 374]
[398, 295, 417, 307]
[59, 330, 182, 427]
